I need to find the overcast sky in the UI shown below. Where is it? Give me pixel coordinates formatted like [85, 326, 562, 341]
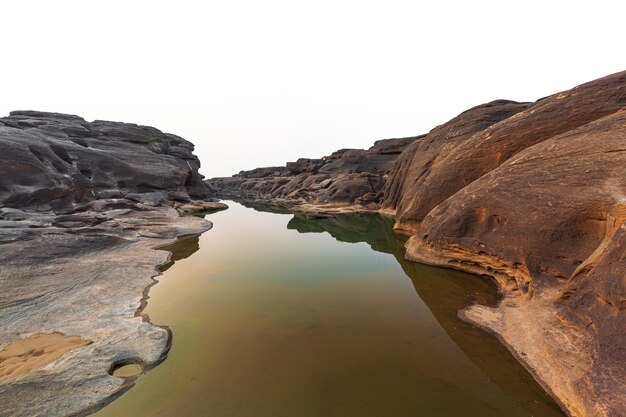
[1, 1, 624, 177]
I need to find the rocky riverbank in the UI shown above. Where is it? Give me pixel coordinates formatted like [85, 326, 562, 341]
[206, 135, 420, 216]
[0, 111, 226, 416]
[207, 71, 626, 417]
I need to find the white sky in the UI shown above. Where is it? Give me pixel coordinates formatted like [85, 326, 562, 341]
[1, 1, 624, 178]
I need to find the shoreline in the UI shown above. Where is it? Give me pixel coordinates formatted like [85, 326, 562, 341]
[458, 304, 574, 417]
[0, 203, 226, 417]
[67, 234, 199, 417]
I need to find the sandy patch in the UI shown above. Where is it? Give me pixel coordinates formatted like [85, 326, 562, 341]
[0, 332, 91, 382]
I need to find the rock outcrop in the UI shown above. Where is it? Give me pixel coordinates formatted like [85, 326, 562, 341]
[208, 70, 626, 417]
[207, 136, 419, 213]
[0, 112, 226, 417]
[0, 111, 211, 211]
[381, 99, 532, 232]
[384, 71, 626, 235]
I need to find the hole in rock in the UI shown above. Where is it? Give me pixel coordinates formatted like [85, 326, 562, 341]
[108, 360, 145, 379]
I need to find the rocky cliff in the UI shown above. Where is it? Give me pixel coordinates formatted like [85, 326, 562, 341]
[207, 71, 626, 417]
[0, 112, 225, 417]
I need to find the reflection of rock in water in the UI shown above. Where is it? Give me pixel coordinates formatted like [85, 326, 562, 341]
[237, 200, 295, 215]
[288, 213, 399, 255]
[158, 235, 202, 272]
[286, 212, 561, 413]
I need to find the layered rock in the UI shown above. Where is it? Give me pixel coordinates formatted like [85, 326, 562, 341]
[0, 111, 211, 211]
[381, 99, 532, 231]
[0, 112, 226, 416]
[207, 136, 419, 213]
[405, 109, 626, 417]
[386, 71, 626, 417]
[385, 71, 626, 234]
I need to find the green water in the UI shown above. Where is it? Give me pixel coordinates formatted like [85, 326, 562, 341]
[94, 201, 564, 417]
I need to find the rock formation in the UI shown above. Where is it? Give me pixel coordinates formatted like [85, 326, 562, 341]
[207, 136, 419, 213]
[403, 106, 626, 417]
[0, 112, 226, 417]
[384, 71, 626, 235]
[208, 71, 626, 417]
[0, 111, 211, 211]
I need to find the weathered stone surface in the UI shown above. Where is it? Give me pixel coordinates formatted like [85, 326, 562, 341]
[176, 201, 229, 215]
[386, 71, 626, 234]
[0, 111, 212, 211]
[206, 136, 419, 213]
[382, 100, 532, 232]
[387, 72, 626, 417]
[406, 110, 626, 417]
[0, 206, 212, 417]
[0, 112, 225, 416]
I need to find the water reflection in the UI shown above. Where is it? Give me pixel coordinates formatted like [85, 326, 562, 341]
[158, 235, 201, 273]
[285, 212, 554, 412]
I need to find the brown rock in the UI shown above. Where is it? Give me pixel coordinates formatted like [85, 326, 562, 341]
[404, 109, 626, 417]
[386, 71, 626, 234]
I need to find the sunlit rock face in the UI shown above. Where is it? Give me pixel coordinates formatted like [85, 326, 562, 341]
[0, 110, 212, 212]
[384, 71, 626, 234]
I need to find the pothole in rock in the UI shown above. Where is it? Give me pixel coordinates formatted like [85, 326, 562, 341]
[109, 362, 144, 379]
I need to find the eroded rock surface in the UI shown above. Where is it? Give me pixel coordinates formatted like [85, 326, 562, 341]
[381, 99, 532, 233]
[206, 136, 419, 214]
[385, 71, 626, 234]
[0, 112, 226, 416]
[0, 111, 211, 211]
[392, 72, 626, 417]
[406, 110, 626, 417]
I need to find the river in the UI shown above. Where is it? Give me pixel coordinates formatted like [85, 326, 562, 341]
[94, 201, 563, 417]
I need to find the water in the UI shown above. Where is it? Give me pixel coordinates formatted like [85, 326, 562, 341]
[94, 201, 564, 417]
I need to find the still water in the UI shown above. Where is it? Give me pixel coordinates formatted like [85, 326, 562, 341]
[95, 201, 563, 417]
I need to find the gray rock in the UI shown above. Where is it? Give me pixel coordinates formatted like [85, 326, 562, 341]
[0, 111, 212, 212]
[206, 136, 419, 211]
[0, 207, 212, 417]
[0, 111, 225, 416]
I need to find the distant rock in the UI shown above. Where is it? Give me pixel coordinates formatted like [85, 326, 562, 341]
[206, 136, 419, 212]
